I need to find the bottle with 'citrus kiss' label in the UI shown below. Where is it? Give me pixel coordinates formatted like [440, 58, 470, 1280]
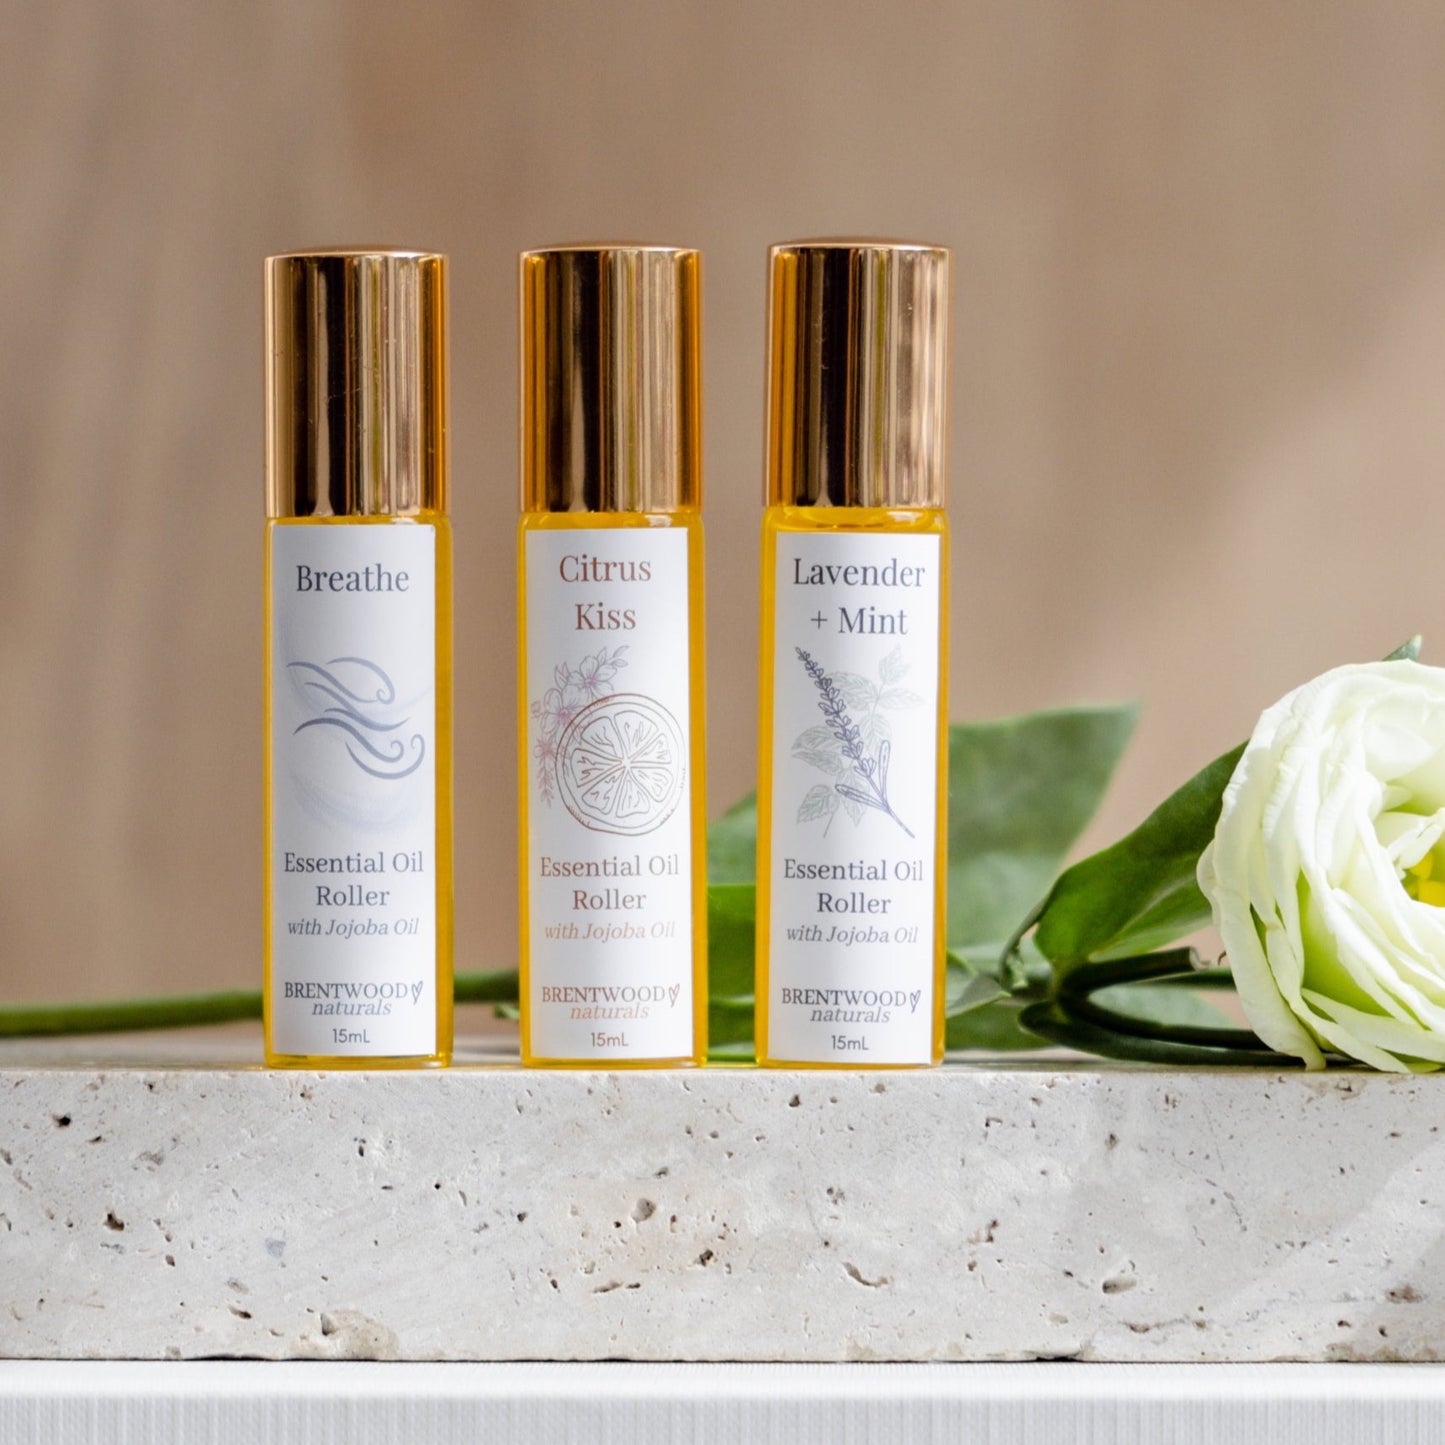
[518, 245, 708, 1066]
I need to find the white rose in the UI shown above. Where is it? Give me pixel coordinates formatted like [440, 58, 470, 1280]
[1198, 660, 1445, 1072]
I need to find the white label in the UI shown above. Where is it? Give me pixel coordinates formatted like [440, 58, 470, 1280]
[524, 527, 695, 1060]
[268, 524, 437, 1058]
[765, 531, 942, 1064]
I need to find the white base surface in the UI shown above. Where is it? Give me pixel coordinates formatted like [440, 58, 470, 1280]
[5, 1362, 1445, 1445]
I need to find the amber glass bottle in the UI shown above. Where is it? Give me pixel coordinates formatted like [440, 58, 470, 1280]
[756, 241, 951, 1068]
[263, 250, 453, 1068]
[518, 245, 707, 1066]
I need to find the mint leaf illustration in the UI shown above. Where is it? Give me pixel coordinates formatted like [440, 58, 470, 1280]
[797, 783, 839, 824]
[880, 687, 925, 710]
[831, 672, 878, 710]
[879, 644, 908, 685]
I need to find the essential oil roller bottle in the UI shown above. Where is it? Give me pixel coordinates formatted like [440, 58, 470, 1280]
[263, 250, 453, 1067]
[756, 241, 951, 1067]
[518, 245, 707, 1066]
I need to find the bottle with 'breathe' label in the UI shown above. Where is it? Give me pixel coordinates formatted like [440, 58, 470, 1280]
[264, 249, 453, 1067]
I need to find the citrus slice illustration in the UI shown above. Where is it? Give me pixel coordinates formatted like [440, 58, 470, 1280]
[555, 693, 686, 835]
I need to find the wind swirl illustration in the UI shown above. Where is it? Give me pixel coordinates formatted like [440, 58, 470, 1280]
[288, 656, 426, 781]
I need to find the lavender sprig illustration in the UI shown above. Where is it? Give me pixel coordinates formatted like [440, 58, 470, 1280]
[795, 647, 913, 838]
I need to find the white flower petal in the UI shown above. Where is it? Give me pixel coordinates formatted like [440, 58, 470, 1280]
[1200, 838, 1324, 1066]
[1300, 989, 1445, 1071]
[1200, 659, 1445, 1071]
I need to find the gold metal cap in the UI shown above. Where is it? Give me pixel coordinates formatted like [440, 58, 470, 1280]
[767, 240, 950, 509]
[521, 245, 701, 513]
[265, 249, 448, 519]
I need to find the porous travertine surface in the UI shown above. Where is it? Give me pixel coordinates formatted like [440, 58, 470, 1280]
[1, 1049, 1441, 1361]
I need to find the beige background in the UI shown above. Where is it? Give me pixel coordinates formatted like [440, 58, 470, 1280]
[4, 2, 1445, 1006]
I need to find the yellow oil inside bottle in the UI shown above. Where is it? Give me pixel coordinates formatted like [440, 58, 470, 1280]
[517, 508, 708, 1067]
[263, 513, 454, 1068]
[755, 504, 949, 1068]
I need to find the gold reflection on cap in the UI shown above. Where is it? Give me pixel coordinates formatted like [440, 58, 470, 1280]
[265, 249, 448, 519]
[767, 240, 950, 509]
[521, 245, 701, 513]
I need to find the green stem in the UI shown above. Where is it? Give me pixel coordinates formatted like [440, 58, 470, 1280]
[998, 896, 1047, 992]
[1025, 949, 1300, 1066]
[0, 990, 261, 1038]
[0, 969, 521, 1039]
[1019, 998, 1299, 1068]
[1057, 949, 1270, 1051]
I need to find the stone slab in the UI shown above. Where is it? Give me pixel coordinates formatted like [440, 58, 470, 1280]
[2, 1037, 1443, 1361]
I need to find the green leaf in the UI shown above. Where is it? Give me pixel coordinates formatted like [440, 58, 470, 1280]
[707, 792, 757, 885]
[1029, 743, 1244, 972]
[945, 994, 1049, 1051]
[945, 956, 1008, 1016]
[704, 882, 759, 1059]
[1092, 981, 1231, 1033]
[947, 705, 1138, 969]
[1024, 634, 1423, 977]
[941, 944, 1053, 1052]
[707, 996, 755, 1056]
[707, 883, 756, 1001]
